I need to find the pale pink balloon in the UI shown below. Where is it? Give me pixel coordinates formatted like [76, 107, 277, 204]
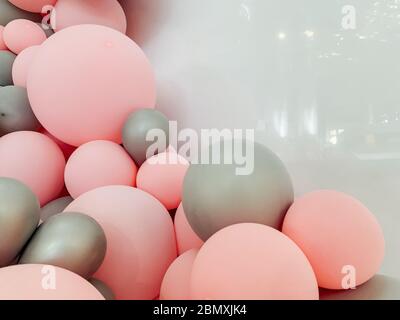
[174, 203, 203, 255]
[12, 45, 39, 87]
[3, 19, 46, 54]
[39, 128, 76, 160]
[282, 190, 385, 290]
[0, 26, 7, 50]
[8, 0, 57, 13]
[0, 131, 65, 206]
[65, 140, 137, 199]
[27, 24, 156, 146]
[190, 223, 319, 300]
[65, 186, 177, 300]
[52, 0, 127, 33]
[0, 264, 103, 300]
[137, 151, 189, 210]
[160, 249, 198, 300]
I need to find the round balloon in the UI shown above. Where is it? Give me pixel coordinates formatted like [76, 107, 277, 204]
[0, 1, 40, 26]
[0, 264, 103, 300]
[0, 26, 6, 50]
[27, 24, 156, 146]
[65, 186, 177, 300]
[65, 140, 137, 199]
[122, 109, 170, 166]
[0, 50, 15, 86]
[52, 0, 127, 33]
[19, 212, 107, 279]
[160, 249, 198, 300]
[89, 278, 115, 300]
[190, 223, 318, 300]
[183, 140, 294, 241]
[12, 45, 39, 87]
[40, 196, 73, 222]
[282, 190, 385, 290]
[0, 131, 66, 205]
[0, 177, 40, 267]
[0, 86, 40, 135]
[3, 19, 46, 54]
[8, 0, 57, 13]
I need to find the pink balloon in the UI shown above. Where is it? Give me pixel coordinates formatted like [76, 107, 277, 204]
[65, 186, 177, 300]
[27, 24, 155, 147]
[0, 131, 65, 206]
[160, 249, 198, 300]
[52, 0, 127, 34]
[12, 45, 39, 87]
[174, 203, 203, 255]
[282, 190, 385, 290]
[65, 140, 137, 199]
[0, 264, 103, 300]
[190, 223, 319, 300]
[0, 26, 7, 50]
[39, 128, 76, 160]
[3, 19, 46, 54]
[137, 151, 189, 210]
[8, 0, 57, 13]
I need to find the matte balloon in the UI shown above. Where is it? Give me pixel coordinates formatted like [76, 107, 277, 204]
[8, 0, 57, 13]
[160, 249, 198, 300]
[282, 190, 385, 290]
[0, 1, 40, 26]
[40, 196, 73, 222]
[0, 264, 103, 300]
[0, 26, 6, 50]
[12, 45, 39, 87]
[19, 212, 107, 279]
[0, 177, 40, 267]
[65, 140, 137, 199]
[52, 0, 127, 33]
[0, 50, 15, 86]
[27, 24, 156, 146]
[183, 140, 294, 241]
[3, 19, 47, 54]
[0, 131, 66, 205]
[190, 223, 319, 300]
[89, 278, 115, 300]
[174, 203, 203, 255]
[0, 86, 40, 135]
[40, 128, 76, 159]
[122, 109, 170, 165]
[65, 186, 177, 300]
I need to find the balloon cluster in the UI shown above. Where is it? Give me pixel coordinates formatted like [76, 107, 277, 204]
[0, 0, 389, 300]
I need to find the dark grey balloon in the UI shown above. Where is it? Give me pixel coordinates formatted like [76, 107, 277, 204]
[89, 278, 115, 300]
[19, 212, 107, 279]
[183, 140, 294, 241]
[0, 1, 41, 26]
[0, 51, 16, 86]
[0, 177, 40, 267]
[122, 109, 169, 165]
[40, 196, 73, 222]
[320, 275, 400, 300]
[0, 86, 41, 136]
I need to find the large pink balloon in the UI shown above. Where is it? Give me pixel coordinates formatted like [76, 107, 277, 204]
[12, 45, 39, 87]
[160, 249, 198, 300]
[0, 26, 7, 50]
[52, 0, 127, 34]
[8, 0, 57, 13]
[0, 131, 65, 206]
[282, 190, 385, 290]
[0, 264, 103, 300]
[65, 186, 177, 300]
[174, 203, 203, 255]
[3, 19, 46, 54]
[27, 24, 156, 147]
[190, 223, 319, 300]
[65, 140, 137, 199]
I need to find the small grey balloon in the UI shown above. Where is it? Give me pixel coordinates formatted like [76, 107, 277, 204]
[0, 1, 41, 26]
[0, 51, 16, 86]
[0, 86, 41, 135]
[320, 275, 400, 300]
[40, 196, 73, 222]
[0, 177, 40, 267]
[183, 140, 294, 241]
[19, 212, 107, 279]
[89, 278, 115, 300]
[122, 109, 169, 165]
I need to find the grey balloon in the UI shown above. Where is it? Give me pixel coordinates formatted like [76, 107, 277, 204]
[19, 212, 107, 279]
[122, 109, 169, 165]
[0, 51, 16, 86]
[0, 86, 41, 136]
[320, 275, 400, 300]
[40, 196, 73, 222]
[89, 278, 115, 300]
[182, 140, 294, 241]
[0, 177, 40, 267]
[0, 1, 41, 26]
